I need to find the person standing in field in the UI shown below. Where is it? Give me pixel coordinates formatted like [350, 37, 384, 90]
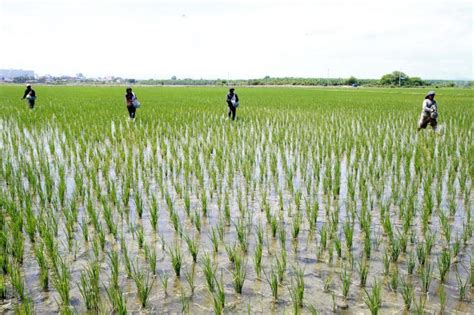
[418, 91, 438, 131]
[21, 84, 36, 109]
[124, 87, 139, 119]
[226, 87, 239, 120]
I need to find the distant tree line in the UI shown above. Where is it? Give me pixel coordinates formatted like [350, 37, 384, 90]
[137, 72, 471, 87]
[3, 71, 471, 87]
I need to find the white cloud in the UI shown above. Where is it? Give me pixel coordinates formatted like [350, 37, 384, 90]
[0, 0, 472, 79]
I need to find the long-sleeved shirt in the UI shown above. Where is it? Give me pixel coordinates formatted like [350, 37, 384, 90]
[226, 92, 239, 103]
[125, 92, 136, 106]
[421, 99, 437, 115]
[22, 88, 35, 99]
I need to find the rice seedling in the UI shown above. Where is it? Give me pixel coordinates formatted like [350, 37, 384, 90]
[323, 274, 333, 293]
[308, 304, 319, 315]
[412, 294, 426, 315]
[169, 243, 183, 277]
[439, 284, 446, 312]
[253, 241, 263, 279]
[416, 242, 427, 266]
[291, 212, 302, 239]
[184, 233, 199, 262]
[455, 270, 469, 301]
[209, 227, 219, 253]
[107, 249, 120, 289]
[382, 249, 390, 276]
[10, 224, 24, 264]
[288, 265, 305, 313]
[158, 272, 170, 296]
[390, 238, 401, 263]
[8, 260, 26, 300]
[192, 210, 201, 233]
[231, 254, 247, 294]
[334, 236, 342, 259]
[437, 248, 451, 283]
[340, 265, 351, 300]
[278, 221, 287, 249]
[120, 236, 133, 279]
[52, 258, 71, 307]
[363, 280, 382, 315]
[184, 265, 196, 295]
[399, 276, 414, 310]
[270, 215, 278, 238]
[356, 259, 369, 287]
[78, 259, 100, 310]
[202, 252, 217, 292]
[132, 263, 154, 308]
[452, 234, 460, 258]
[0, 273, 6, 299]
[150, 196, 159, 231]
[211, 272, 225, 314]
[34, 244, 49, 290]
[319, 225, 328, 250]
[16, 296, 35, 315]
[136, 225, 145, 249]
[200, 190, 208, 217]
[471, 257, 474, 287]
[420, 262, 433, 293]
[407, 251, 415, 275]
[180, 288, 190, 314]
[363, 234, 371, 259]
[275, 250, 287, 284]
[80, 218, 89, 243]
[389, 265, 398, 290]
[264, 265, 279, 301]
[343, 221, 353, 252]
[105, 285, 127, 314]
[225, 242, 238, 264]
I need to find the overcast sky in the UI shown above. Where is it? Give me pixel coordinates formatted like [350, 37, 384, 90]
[1, 0, 472, 80]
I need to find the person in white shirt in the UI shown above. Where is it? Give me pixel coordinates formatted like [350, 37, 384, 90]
[418, 91, 438, 131]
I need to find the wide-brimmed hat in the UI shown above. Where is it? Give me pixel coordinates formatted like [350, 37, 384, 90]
[426, 91, 435, 97]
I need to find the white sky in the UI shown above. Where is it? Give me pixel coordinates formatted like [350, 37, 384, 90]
[1, 0, 473, 80]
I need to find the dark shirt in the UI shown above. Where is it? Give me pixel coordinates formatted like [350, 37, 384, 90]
[125, 92, 136, 105]
[226, 92, 239, 103]
[22, 88, 35, 99]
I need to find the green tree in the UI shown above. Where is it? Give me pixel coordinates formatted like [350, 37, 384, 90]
[380, 71, 409, 86]
[345, 76, 358, 85]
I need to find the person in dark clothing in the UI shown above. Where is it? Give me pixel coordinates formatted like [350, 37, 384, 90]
[21, 84, 36, 109]
[124, 87, 138, 119]
[226, 88, 239, 120]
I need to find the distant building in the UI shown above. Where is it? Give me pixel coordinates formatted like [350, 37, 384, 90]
[0, 69, 35, 80]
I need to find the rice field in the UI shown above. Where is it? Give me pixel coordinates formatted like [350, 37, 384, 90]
[0, 85, 473, 314]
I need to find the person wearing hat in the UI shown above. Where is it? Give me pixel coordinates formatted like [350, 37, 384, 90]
[21, 84, 36, 109]
[124, 87, 139, 119]
[418, 91, 438, 131]
[226, 87, 239, 120]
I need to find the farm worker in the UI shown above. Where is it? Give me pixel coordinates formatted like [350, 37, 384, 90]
[418, 91, 438, 131]
[125, 87, 140, 119]
[21, 84, 36, 109]
[226, 87, 239, 120]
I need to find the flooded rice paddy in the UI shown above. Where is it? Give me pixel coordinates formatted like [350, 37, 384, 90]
[0, 86, 473, 314]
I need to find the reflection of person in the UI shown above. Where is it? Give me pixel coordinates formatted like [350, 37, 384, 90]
[124, 87, 137, 119]
[226, 88, 239, 120]
[418, 91, 438, 131]
[21, 84, 36, 109]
